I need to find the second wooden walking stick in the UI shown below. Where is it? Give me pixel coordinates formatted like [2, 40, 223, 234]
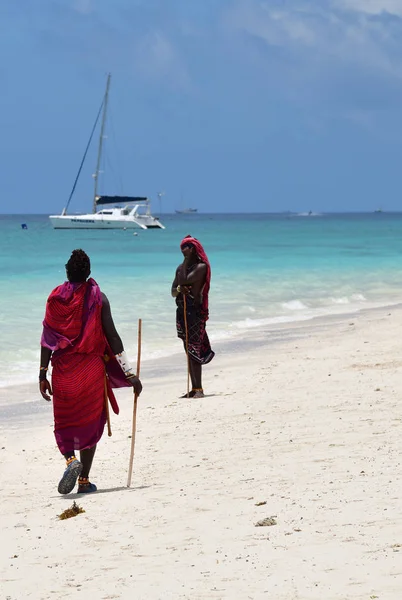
[183, 294, 190, 398]
[127, 318, 142, 488]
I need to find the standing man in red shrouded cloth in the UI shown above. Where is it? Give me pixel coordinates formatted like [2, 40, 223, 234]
[171, 235, 215, 398]
[39, 249, 142, 495]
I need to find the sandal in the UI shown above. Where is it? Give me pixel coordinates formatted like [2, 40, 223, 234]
[77, 477, 97, 494]
[58, 457, 83, 495]
[180, 388, 204, 399]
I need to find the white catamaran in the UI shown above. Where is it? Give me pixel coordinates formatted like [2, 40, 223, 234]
[49, 74, 165, 230]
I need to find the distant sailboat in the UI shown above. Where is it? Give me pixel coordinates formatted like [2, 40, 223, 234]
[175, 193, 197, 214]
[175, 208, 198, 214]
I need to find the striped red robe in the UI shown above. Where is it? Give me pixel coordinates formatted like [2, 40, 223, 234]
[41, 278, 122, 454]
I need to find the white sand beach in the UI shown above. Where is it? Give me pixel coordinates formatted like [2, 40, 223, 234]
[1, 306, 402, 600]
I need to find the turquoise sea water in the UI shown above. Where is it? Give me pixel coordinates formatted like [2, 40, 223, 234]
[1, 212, 402, 388]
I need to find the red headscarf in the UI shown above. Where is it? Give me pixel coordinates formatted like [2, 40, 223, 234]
[180, 235, 211, 317]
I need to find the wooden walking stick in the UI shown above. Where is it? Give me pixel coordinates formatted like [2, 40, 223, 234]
[104, 376, 112, 437]
[127, 318, 142, 488]
[183, 294, 190, 398]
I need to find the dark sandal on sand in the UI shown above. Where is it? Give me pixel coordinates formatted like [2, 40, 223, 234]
[77, 477, 97, 494]
[58, 457, 83, 495]
[180, 388, 204, 399]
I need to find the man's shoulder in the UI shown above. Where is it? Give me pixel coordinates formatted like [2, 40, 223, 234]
[47, 282, 68, 301]
[100, 291, 109, 305]
[196, 262, 207, 275]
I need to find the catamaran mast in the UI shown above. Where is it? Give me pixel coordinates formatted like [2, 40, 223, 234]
[93, 73, 111, 212]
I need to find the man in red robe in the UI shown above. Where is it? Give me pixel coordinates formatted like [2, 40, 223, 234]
[39, 249, 142, 495]
[171, 235, 215, 398]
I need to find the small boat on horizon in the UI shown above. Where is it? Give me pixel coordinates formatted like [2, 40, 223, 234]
[175, 208, 198, 214]
[295, 210, 322, 217]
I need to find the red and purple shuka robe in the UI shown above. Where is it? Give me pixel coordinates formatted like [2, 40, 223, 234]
[41, 278, 127, 454]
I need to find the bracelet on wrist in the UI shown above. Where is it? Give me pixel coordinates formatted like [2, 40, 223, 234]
[115, 351, 134, 377]
[125, 371, 136, 379]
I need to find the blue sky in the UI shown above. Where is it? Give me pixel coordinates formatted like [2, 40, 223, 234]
[2, 0, 402, 213]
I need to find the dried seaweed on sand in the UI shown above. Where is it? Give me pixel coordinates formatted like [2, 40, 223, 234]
[58, 501, 85, 520]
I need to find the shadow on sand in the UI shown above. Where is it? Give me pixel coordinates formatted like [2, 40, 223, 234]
[54, 484, 151, 500]
[177, 392, 218, 399]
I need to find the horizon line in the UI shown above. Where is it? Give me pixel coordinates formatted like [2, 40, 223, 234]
[1, 211, 400, 217]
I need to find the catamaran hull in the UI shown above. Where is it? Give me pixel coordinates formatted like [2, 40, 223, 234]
[49, 216, 164, 230]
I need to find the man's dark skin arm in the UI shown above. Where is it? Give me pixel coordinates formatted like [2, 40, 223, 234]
[39, 347, 53, 401]
[171, 268, 189, 298]
[171, 268, 179, 298]
[171, 265, 207, 303]
[101, 292, 142, 395]
[101, 292, 124, 354]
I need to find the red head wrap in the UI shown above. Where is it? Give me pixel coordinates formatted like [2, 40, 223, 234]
[180, 235, 211, 317]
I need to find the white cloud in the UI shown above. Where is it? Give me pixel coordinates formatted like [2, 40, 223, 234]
[135, 31, 191, 89]
[72, 0, 93, 14]
[334, 0, 402, 16]
[224, 2, 318, 48]
[224, 0, 402, 78]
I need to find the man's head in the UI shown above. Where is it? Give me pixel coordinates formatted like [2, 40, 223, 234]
[180, 235, 197, 259]
[65, 249, 91, 283]
[181, 241, 195, 259]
